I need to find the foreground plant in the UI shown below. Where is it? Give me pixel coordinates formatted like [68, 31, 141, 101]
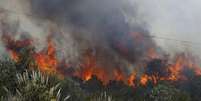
[0, 58, 17, 97]
[4, 70, 69, 101]
[88, 92, 114, 101]
[148, 84, 191, 101]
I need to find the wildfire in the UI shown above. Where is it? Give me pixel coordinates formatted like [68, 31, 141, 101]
[34, 39, 58, 74]
[114, 68, 126, 81]
[2, 33, 201, 87]
[1, 34, 33, 62]
[128, 71, 136, 86]
[140, 74, 149, 86]
[10, 51, 19, 62]
[77, 50, 110, 84]
[168, 54, 201, 81]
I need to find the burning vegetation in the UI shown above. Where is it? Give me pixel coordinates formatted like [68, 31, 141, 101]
[34, 38, 58, 73]
[0, 0, 201, 100]
[1, 31, 201, 101]
[2, 33, 201, 87]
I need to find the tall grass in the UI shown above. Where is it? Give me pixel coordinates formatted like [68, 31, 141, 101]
[89, 92, 114, 101]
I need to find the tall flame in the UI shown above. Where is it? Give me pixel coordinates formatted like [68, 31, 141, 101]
[128, 71, 136, 86]
[77, 50, 110, 84]
[34, 39, 58, 74]
[140, 74, 149, 86]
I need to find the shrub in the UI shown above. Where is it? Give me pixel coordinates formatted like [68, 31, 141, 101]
[0, 58, 17, 97]
[189, 76, 201, 101]
[7, 70, 69, 101]
[148, 84, 191, 101]
[60, 77, 85, 101]
[88, 92, 114, 101]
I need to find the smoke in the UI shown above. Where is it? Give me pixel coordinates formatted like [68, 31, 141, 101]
[1, 0, 201, 75]
[26, 0, 157, 72]
[135, 0, 201, 57]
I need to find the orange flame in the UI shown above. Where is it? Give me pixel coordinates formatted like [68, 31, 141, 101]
[140, 74, 149, 86]
[77, 50, 110, 84]
[2, 34, 32, 62]
[82, 67, 93, 81]
[114, 68, 126, 81]
[34, 39, 58, 74]
[168, 54, 201, 81]
[128, 72, 136, 86]
[10, 51, 19, 62]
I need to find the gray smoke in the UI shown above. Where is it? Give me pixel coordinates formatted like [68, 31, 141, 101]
[27, 0, 156, 70]
[0, 0, 161, 74]
[0, 0, 201, 76]
[135, 0, 201, 57]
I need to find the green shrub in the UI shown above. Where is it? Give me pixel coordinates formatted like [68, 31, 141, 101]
[60, 78, 85, 101]
[148, 84, 191, 101]
[88, 92, 114, 101]
[8, 70, 68, 101]
[0, 59, 17, 97]
[189, 76, 201, 101]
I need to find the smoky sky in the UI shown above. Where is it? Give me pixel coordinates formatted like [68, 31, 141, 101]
[1, 0, 201, 70]
[29, 0, 156, 64]
[135, 0, 201, 57]
[0, 0, 201, 55]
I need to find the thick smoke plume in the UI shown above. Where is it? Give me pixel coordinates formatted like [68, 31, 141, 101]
[27, 0, 157, 72]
